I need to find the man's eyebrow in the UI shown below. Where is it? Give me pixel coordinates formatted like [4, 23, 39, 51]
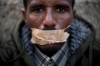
[30, 4, 44, 8]
[55, 4, 70, 8]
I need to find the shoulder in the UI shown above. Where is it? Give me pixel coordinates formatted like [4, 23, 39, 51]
[0, 19, 23, 62]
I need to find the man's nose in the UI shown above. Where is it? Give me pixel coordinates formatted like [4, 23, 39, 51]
[43, 9, 57, 27]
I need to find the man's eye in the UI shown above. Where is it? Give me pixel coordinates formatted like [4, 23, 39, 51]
[31, 7, 43, 12]
[56, 8, 65, 12]
[35, 8, 43, 12]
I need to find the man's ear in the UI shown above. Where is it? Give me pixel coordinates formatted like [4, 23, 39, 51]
[73, 9, 76, 17]
[21, 8, 27, 24]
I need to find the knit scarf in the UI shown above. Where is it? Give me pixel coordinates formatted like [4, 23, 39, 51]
[20, 18, 91, 61]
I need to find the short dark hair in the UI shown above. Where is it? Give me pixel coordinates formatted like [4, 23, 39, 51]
[72, 0, 75, 9]
[23, 0, 75, 9]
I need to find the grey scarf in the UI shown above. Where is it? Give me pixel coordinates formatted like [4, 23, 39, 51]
[20, 18, 91, 61]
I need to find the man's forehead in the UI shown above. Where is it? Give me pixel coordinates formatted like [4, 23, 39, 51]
[27, 0, 72, 6]
[27, 0, 72, 3]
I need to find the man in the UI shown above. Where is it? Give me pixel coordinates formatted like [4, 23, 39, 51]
[0, 0, 100, 66]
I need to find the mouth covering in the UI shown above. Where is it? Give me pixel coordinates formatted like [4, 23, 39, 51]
[31, 25, 70, 45]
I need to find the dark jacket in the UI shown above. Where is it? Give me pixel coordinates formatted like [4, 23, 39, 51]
[0, 15, 100, 66]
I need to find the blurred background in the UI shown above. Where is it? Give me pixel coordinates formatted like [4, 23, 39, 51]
[0, 0, 100, 41]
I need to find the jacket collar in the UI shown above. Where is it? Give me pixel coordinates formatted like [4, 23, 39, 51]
[67, 15, 96, 66]
[12, 15, 96, 66]
[12, 19, 36, 66]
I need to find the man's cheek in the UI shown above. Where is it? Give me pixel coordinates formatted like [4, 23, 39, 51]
[28, 20, 41, 28]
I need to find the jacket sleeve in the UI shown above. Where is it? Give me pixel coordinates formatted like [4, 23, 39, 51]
[0, 57, 7, 66]
[92, 39, 100, 66]
[0, 35, 18, 66]
[0, 57, 14, 66]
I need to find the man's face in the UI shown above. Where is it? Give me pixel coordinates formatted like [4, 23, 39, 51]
[22, 0, 75, 56]
[22, 0, 75, 30]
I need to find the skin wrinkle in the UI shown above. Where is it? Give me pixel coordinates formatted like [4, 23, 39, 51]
[22, 0, 75, 57]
